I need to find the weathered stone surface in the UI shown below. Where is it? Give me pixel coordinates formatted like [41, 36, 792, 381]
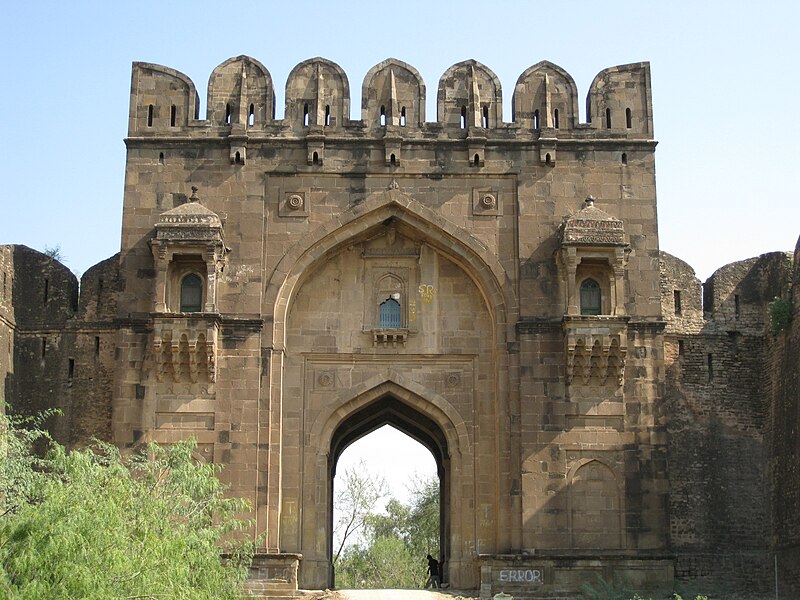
[2, 56, 798, 599]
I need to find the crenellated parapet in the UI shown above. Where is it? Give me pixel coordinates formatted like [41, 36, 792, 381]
[126, 56, 654, 141]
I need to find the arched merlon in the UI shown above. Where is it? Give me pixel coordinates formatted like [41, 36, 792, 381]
[361, 57, 426, 127]
[264, 188, 518, 352]
[284, 57, 350, 129]
[207, 55, 275, 126]
[312, 374, 473, 464]
[513, 60, 579, 129]
[129, 62, 199, 134]
[437, 59, 503, 128]
[586, 62, 653, 136]
[127, 57, 655, 131]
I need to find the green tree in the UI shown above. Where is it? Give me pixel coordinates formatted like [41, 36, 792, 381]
[0, 411, 252, 600]
[333, 460, 388, 564]
[334, 471, 440, 589]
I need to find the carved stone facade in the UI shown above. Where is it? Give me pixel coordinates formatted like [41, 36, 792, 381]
[2, 56, 798, 599]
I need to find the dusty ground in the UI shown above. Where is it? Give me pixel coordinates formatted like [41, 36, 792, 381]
[300, 589, 480, 600]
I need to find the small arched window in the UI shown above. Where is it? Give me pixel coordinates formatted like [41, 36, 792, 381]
[533, 109, 540, 129]
[379, 298, 401, 328]
[460, 106, 467, 129]
[400, 107, 406, 127]
[225, 104, 232, 125]
[605, 108, 612, 129]
[147, 104, 154, 127]
[180, 274, 203, 313]
[625, 107, 632, 129]
[170, 104, 177, 127]
[580, 278, 602, 315]
[303, 103, 309, 127]
[553, 108, 559, 129]
[380, 105, 386, 127]
[325, 105, 331, 126]
[249, 103, 255, 126]
[482, 106, 489, 128]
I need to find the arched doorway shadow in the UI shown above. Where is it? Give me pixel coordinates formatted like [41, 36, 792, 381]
[329, 395, 450, 588]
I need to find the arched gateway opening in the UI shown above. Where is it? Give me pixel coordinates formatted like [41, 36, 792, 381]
[329, 395, 450, 588]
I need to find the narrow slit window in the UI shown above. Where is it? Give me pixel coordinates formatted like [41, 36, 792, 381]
[43, 278, 49, 304]
[606, 108, 612, 129]
[473, 154, 480, 166]
[673, 290, 682, 315]
[158, 152, 165, 165]
[379, 298, 401, 328]
[180, 274, 203, 313]
[303, 103, 309, 127]
[707, 353, 714, 381]
[325, 105, 331, 126]
[249, 104, 255, 126]
[41, 337, 47, 359]
[147, 104, 154, 127]
[225, 103, 232, 125]
[580, 279, 602, 315]
[390, 154, 397, 166]
[95, 336, 100, 357]
[482, 106, 489, 128]
[170, 104, 177, 127]
[400, 107, 406, 127]
[545, 153, 552, 166]
[380, 105, 386, 127]
[234, 151, 242, 164]
[460, 106, 467, 129]
[678, 339, 685, 357]
[312, 151, 319, 165]
[626, 107, 632, 129]
[533, 109, 540, 129]
[68, 358, 75, 381]
[734, 294, 740, 317]
[621, 152, 628, 165]
[553, 108, 559, 129]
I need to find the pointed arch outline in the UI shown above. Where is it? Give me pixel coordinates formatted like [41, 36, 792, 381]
[311, 373, 472, 463]
[265, 187, 517, 353]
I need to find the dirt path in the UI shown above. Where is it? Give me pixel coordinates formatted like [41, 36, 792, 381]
[331, 590, 479, 600]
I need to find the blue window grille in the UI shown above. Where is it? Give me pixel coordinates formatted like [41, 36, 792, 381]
[379, 298, 401, 328]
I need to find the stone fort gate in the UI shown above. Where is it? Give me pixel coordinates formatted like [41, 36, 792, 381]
[4, 54, 702, 598]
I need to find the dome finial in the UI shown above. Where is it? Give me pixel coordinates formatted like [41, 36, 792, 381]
[190, 186, 199, 202]
[585, 195, 595, 207]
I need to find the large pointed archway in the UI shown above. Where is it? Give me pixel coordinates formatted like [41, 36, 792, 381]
[329, 394, 450, 588]
[262, 187, 520, 590]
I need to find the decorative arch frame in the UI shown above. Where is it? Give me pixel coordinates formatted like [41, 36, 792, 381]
[260, 187, 522, 587]
[565, 458, 626, 550]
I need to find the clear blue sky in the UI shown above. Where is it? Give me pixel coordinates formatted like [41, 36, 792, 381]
[2, 1, 798, 503]
[1, 1, 797, 280]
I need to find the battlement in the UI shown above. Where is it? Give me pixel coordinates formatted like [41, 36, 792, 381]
[127, 56, 653, 140]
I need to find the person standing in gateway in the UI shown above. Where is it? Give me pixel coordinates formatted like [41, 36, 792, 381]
[425, 554, 440, 589]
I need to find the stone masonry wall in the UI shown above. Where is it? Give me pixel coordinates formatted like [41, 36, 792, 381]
[662, 250, 792, 597]
[765, 237, 800, 599]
